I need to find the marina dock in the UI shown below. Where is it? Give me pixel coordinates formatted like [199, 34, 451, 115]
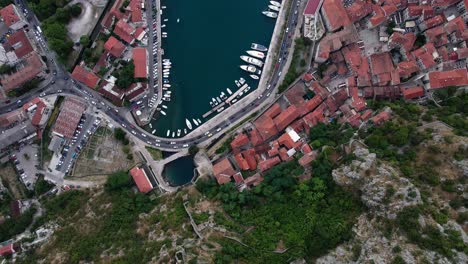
[202, 102, 226, 118]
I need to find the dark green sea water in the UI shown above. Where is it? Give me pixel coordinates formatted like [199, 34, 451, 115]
[151, 0, 275, 136]
[154, 0, 276, 185]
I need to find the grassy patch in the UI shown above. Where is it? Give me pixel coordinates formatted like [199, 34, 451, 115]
[145, 146, 162, 160]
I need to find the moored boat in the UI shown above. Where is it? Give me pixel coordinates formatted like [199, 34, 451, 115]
[193, 119, 199, 126]
[163, 84, 171, 88]
[240, 55, 263, 67]
[166, 130, 170, 137]
[162, 105, 167, 109]
[227, 88, 232, 95]
[262, 11, 278, 18]
[250, 74, 259, 80]
[240, 65, 258, 73]
[172, 132, 175, 137]
[197, 118, 202, 124]
[152, 129, 156, 134]
[246, 50, 265, 59]
[268, 5, 280, 11]
[270, 1, 281, 7]
[186, 119, 192, 130]
[160, 110, 166, 116]
[177, 129, 181, 137]
[251, 43, 268, 52]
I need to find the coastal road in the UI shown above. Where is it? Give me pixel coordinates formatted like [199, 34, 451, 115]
[1, 0, 302, 151]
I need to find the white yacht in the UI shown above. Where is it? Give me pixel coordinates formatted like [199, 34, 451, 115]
[177, 129, 181, 137]
[240, 55, 264, 67]
[240, 65, 258, 73]
[186, 119, 192, 130]
[193, 119, 199, 126]
[162, 105, 168, 109]
[235, 80, 241, 87]
[163, 84, 171, 88]
[172, 132, 175, 137]
[184, 128, 187, 134]
[227, 88, 233, 95]
[250, 74, 259, 80]
[197, 118, 202, 124]
[152, 129, 156, 134]
[217, 107, 225, 113]
[262, 11, 278, 18]
[216, 97, 222, 103]
[251, 43, 268, 52]
[270, 1, 281, 7]
[246, 50, 265, 59]
[160, 110, 167, 116]
[240, 77, 246, 84]
[268, 5, 280, 11]
[166, 130, 170, 137]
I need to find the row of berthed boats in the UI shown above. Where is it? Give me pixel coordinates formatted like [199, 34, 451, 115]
[262, 1, 282, 18]
[239, 43, 268, 79]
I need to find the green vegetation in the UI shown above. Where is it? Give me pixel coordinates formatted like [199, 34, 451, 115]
[188, 145, 199, 155]
[278, 37, 311, 93]
[145, 146, 162, 160]
[114, 61, 136, 89]
[28, 0, 83, 62]
[309, 121, 354, 149]
[79, 35, 90, 47]
[22, 172, 155, 263]
[7, 78, 42, 97]
[396, 206, 467, 258]
[197, 159, 362, 262]
[114, 127, 130, 145]
[0, 207, 36, 242]
[0, 0, 12, 8]
[34, 176, 54, 196]
[386, 21, 396, 35]
[414, 33, 426, 48]
[215, 136, 233, 154]
[0, 64, 15, 74]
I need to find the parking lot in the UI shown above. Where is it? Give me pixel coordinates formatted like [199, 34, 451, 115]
[48, 113, 99, 175]
[11, 144, 40, 189]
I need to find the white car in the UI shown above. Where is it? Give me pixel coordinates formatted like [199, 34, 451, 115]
[216, 128, 221, 132]
[183, 144, 188, 147]
[155, 143, 160, 147]
[266, 92, 271, 97]
[170, 142, 176, 145]
[131, 130, 136, 135]
[141, 133, 147, 137]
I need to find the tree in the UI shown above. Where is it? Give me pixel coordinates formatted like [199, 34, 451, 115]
[188, 145, 199, 155]
[80, 35, 90, 47]
[0, 64, 14, 74]
[70, 4, 82, 17]
[105, 171, 132, 192]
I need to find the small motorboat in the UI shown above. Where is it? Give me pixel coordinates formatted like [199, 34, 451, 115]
[160, 110, 166, 116]
[193, 119, 199, 126]
[166, 130, 170, 137]
[177, 129, 181, 137]
[172, 132, 175, 137]
[152, 129, 156, 134]
[250, 74, 259, 80]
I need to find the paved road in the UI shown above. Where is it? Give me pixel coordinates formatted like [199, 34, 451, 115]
[1, 0, 302, 151]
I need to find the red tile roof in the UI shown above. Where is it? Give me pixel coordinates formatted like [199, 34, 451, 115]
[130, 0, 143, 23]
[234, 153, 250, 171]
[388, 32, 416, 52]
[31, 102, 46, 126]
[0, 4, 21, 28]
[213, 158, 237, 184]
[361, 109, 373, 120]
[397, 60, 420, 78]
[428, 68, 468, 90]
[370, 52, 393, 76]
[243, 149, 257, 170]
[254, 115, 278, 141]
[231, 133, 249, 150]
[301, 143, 313, 154]
[304, 0, 321, 15]
[422, 15, 445, 30]
[114, 20, 135, 44]
[346, 1, 373, 23]
[372, 111, 391, 125]
[244, 173, 264, 187]
[258, 157, 281, 172]
[249, 128, 264, 146]
[264, 103, 282, 118]
[321, 0, 351, 31]
[273, 105, 299, 131]
[4, 29, 33, 59]
[104, 36, 126, 58]
[412, 43, 437, 69]
[71, 64, 100, 88]
[233, 172, 245, 185]
[1, 53, 44, 92]
[401, 86, 424, 100]
[0, 243, 15, 256]
[132, 48, 147, 78]
[52, 98, 86, 138]
[298, 152, 317, 167]
[278, 132, 295, 149]
[129, 166, 153, 193]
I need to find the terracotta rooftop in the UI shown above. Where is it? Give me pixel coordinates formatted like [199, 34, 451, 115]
[244, 173, 264, 187]
[401, 86, 425, 100]
[1, 53, 44, 92]
[212, 158, 237, 185]
[234, 153, 250, 171]
[129, 166, 153, 193]
[388, 32, 416, 52]
[273, 105, 299, 131]
[428, 68, 468, 89]
[52, 98, 86, 138]
[129, 0, 143, 23]
[133, 48, 147, 78]
[397, 60, 420, 78]
[0, 4, 21, 28]
[104, 36, 126, 58]
[254, 115, 278, 141]
[71, 64, 100, 88]
[258, 157, 281, 172]
[264, 103, 282, 119]
[372, 111, 391, 125]
[4, 29, 33, 59]
[321, 0, 351, 31]
[304, 0, 321, 15]
[231, 133, 250, 150]
[114, 20, 135, 44]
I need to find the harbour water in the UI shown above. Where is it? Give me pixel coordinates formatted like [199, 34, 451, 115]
[150, 0, 276, 136]
[163, 155, 196, 186]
